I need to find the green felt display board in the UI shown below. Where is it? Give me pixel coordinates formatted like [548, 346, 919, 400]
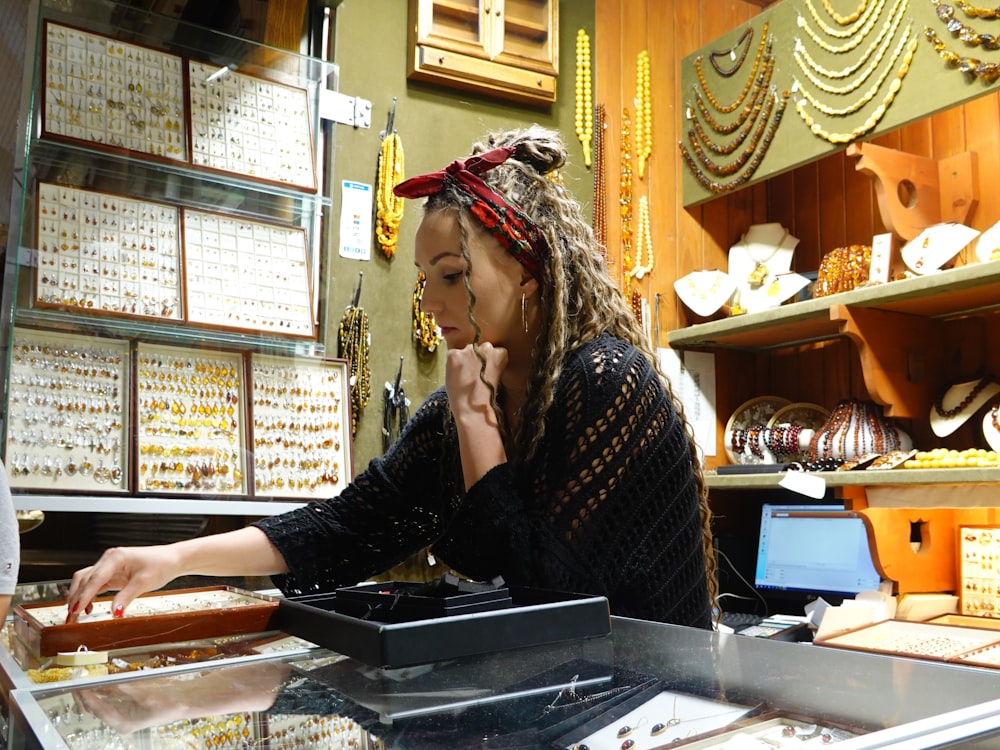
[680, 0, 999, 206]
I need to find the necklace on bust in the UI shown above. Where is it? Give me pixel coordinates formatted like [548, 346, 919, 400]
[744, 230, 787, 288]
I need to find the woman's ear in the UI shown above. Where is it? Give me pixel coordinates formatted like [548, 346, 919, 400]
[519, 273, 539, 300]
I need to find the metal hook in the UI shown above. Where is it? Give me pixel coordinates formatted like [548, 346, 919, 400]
[381, 97, 397, 138]
[350, 271, 363, 307]
[393, 355, 404, 392]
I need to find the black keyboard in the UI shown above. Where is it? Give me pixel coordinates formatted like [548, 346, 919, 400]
[718, 612, 764, 631]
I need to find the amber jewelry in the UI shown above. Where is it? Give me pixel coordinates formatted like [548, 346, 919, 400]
[794, 34, 919, 144]
[412, 272, 442, 353]
[690, 80, 768, 156]
[794, 22, 913, 115]
[338, 292, 371, 437]
[635, 50, 652, 178]
[932, 0, 1000, 49]
[680, 88, 790, 194]
[376, 128, 405, 258]
[593, 103, 608, 250]
[710, 27, 754, 77]
[620, 108, 634, 292]
[818, 0, 869, 24]
[955, 0, 1000, 17]
[793, 0, 908, 89]
[694, 22, 770, 114]
[690, 46, 775, 135]
[575, 28, 593, 168]
[686, 83, 779, 177]
[935, 374, 996, 418]
[799, 0, 888, 45]
[924, 26, 1000, 83]
[629, 195, 653, 280]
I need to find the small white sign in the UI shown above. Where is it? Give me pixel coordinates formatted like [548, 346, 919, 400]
[339, 180, 372, 261]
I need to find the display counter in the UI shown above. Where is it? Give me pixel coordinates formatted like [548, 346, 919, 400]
[5, 614, 1000, 749]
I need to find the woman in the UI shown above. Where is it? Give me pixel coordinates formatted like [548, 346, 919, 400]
[66, 126, 716, 628]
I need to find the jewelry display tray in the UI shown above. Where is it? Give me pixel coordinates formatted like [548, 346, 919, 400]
[271, 583, 611, 669]
[813, 618, 1000, 668]
[13, 586, 279, 657]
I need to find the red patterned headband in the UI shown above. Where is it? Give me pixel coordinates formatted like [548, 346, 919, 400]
[393, 146, 548, 282]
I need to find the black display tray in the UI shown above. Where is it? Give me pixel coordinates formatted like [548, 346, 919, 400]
[270, 584, 611, 668]
[333, 578, 513, 622]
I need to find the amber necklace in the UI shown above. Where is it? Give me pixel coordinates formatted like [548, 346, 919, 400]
[592, 103, 608, 251]
[689, 84, 765, 156]
[795, 22, 912, 115]
[629, 195, 653, 280]
[801, 0, 885, 40]
[932, 0, 1000, 50]
[710, 26, 754, 77]
[955, 0, 1000, 17]
[694, 23, 770, 114]
[819, 0, 869, 24]
[934, 375, 996, 418]
[691, 51, 775, 134]
[687, 83, 778, 177]
[794, 0, 907, 86]
[798, 0, 889, 51]
[923, 27, 1000, 83]
[635, 50, 652, 179]
[795, 34, 918, 143]
[575, 28, 593, 168]
[620, 108, 634, 292]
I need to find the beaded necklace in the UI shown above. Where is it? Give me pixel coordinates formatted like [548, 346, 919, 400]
[412, 272, 441, 353]
[794, 0, 907, 88]
[687, 84, 778, 178]
[575, 28, 593, 168]
[819, 0, 869, 24]
[338, 277, 371, 437]
[710, 27, 754, 77]
[694, 23, 770, 114]
[933, 0, 1000, 50]
[797, 0, 889, 50]
[593, 103, 608, 250]
[924, 26, 1000, 83]
[635, 50, 652, 178]
[629, 195, 653, 280]
[690, 82, 766, 155]
[794, 21, 912, 115]
[680, 87, 789, 194]
[794, 34, 918, 144]
[691, 45, 775, 135]
[620, 108, 634, 294]
[955, 0, 1000, 17]
[934, 375, 996, 418]
[375, 129, 404, 259]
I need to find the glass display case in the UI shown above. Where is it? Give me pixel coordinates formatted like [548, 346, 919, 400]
[2, 0, 353, 518]
[7, 616, 1000, 749]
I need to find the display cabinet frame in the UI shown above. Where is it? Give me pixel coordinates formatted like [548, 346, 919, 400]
[1, 0, 340, 517]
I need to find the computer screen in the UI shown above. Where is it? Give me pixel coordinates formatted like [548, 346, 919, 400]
[754, 503, 882, 598]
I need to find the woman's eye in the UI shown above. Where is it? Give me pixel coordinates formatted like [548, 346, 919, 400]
[443, 272, 463, 283]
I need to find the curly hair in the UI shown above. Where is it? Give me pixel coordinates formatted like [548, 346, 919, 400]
[421, 125, 718, 612]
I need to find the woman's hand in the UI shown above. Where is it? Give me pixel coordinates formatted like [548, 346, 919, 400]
[446, 342, 510, 489]
[65, 545, 184, 624]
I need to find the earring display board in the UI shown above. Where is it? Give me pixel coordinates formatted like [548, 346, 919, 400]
[959, 526, 1000, 618]
[251, 354, 352, 499]
[188, 60, 317, 192]
[135, 343, 246, 495]
[654, 714, 861, 750]
[34, 181, 182, 320]
[182, 209, 315, 339]
[814, 619, 1000, 663]
[42, 21, 187, 161]
[13, 586, 278, 657]
[4, 327, 130, 493]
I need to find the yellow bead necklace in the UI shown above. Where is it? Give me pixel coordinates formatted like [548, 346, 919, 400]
[635, 50, 652, 179]
[375, 129, 404, 258]
[575, 28, 593, 168]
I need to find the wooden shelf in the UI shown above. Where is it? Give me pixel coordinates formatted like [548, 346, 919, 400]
[706, 466, 1000, 498]
[668, 261, 1000, 353]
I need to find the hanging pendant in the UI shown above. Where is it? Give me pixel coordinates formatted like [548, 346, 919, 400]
[748, 262, 768, 288]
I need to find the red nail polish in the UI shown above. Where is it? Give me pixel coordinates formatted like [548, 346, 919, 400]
[113, 604, 124, 618]
[71, 602, 80, 614]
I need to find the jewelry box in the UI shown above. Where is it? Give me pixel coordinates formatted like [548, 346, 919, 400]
[813, 618, 1000, 663]
[653, 711, 864, 750]
[13, 586, 279, 657]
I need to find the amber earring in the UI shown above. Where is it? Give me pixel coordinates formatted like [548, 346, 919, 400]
[521, 293, 529, 333]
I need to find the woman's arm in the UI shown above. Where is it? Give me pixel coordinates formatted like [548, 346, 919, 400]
[65, 526, 287, 622]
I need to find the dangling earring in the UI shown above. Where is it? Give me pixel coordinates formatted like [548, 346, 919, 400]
[521, 293, 529, 333]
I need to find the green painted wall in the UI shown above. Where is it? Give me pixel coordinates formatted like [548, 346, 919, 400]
[320, 0, 595, 473]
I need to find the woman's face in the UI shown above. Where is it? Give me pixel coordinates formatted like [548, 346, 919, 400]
[414, 208, 527, 350]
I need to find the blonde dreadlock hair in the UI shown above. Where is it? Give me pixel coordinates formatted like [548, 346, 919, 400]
[422, 125, 718, 613]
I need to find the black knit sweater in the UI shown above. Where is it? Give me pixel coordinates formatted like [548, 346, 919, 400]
[252, 334, 712, 628]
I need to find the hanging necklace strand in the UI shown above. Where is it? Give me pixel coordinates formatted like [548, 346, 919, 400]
[801, 0, 885, 40]
[710, 26, 754, 77]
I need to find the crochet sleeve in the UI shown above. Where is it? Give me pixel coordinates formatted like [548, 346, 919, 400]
[252, 390, 457, 596]
[431, 338, 710, 627]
